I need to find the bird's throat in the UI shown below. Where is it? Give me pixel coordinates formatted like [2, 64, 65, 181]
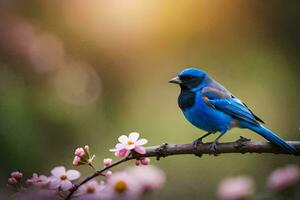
[178, 90, 196, 111]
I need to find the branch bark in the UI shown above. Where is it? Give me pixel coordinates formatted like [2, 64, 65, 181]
[65, 138, 300, 199]
[141, 138, 300, 159]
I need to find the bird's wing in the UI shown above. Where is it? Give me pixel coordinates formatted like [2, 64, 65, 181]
[202, 87, 261, 125]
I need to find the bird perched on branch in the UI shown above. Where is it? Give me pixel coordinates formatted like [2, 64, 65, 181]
[169, 68, 297, 154]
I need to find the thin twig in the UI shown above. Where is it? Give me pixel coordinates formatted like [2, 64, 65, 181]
[65, 156, 132, 200]
[65, 139, 300, 199]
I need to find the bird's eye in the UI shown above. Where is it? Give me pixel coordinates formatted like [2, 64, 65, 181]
[180, 75, 194, 81]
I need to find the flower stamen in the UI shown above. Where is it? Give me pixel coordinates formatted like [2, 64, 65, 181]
[115, 180, 127, 193]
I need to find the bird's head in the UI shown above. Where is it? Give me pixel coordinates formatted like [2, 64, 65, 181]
[169, 68, 207, 90]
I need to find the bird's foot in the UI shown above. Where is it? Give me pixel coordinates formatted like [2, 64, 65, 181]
[209, 141, 219, 155]
[193, 138, 205, 157]
[193, 137, 204, 150]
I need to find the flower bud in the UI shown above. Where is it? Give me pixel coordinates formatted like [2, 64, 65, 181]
[135, 160, 141, 166]
[75, 148, 85, 157]
[84, 145, 90, 153]
[11, 171, 23, 180]
[72, 156, 81, 166]
[141, 157, 150, 165]
[8, 177, 18, 185]
[103, 158, 113, 167]
[105, 171, 113, 177]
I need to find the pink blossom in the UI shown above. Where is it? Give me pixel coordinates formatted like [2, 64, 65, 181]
[75, 180, 105, 200]
[49, 166, 80, 191]
[11, 171, 23, 180]
[266, 165, 300, 192]
[105, 171, 143, 200]
[75, 147, 85, 157]
[110, 132, 148, 157]
[8, 177, 18, 185]
[27, 173, 49, 187]
[105, 171, 113, 177]
[103, 158, 113, 167]
[127, 166, 165, 191]
[218, 176, 254, 200]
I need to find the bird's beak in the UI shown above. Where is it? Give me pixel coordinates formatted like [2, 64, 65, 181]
[168, 76, 182, 84]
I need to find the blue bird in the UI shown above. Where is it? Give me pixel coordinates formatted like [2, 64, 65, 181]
[169, 68, 297, 154]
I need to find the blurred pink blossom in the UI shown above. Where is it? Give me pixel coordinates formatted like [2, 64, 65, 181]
[128, 166, 165, 191]
[110, 132, 148, 157]
[75, 180, 105, 200]
[105, 171, 113, 177]
[49, 166, 80, 191]
[103, 158, 113, 167]
[8, 177, 18, 185]
[11, 171, 23, 180]
[26, 173, 49, 188]
[266, 164, 300, 192]
[218, 176, 254, 200]
[105, 171, 143, 200]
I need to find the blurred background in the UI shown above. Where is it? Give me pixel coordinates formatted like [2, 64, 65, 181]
[0, 0, 300, 199]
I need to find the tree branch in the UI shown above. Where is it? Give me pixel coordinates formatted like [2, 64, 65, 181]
[65, 138, 300, 199]
[141, 139, 300, 159]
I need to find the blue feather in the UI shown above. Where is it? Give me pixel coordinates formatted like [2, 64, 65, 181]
[240, 122, 297, 154]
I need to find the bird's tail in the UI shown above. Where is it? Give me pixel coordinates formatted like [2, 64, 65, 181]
[240, 122, 297, 154]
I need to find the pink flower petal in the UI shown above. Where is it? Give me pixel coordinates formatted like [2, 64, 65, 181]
[117, 148, 129, 157]
[66, 170, 80, 181]
[75, 148, 85, 157]
[134, 146, 146, 154]
[116, 143, 125, 149]
[128, 132, 139, 142]
[126, 144, 136, 150]
[49, 177, 61, 189]
[51, 166, 66, 178]
[60, 180, 73, 191]
[135, 139, 148, 146]
[118, 135, 128, 144]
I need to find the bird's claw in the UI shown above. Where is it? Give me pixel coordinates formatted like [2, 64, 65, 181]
[193, 138, 204, 150]
[209, 142, 219, 155]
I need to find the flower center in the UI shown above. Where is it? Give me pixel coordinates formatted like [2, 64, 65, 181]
[60, 175, 67, 180]
[35, 178, 42, 183]
[86, 186, 95, 193]
[127, 140, 134, 145]
[114, 180, 127, 193]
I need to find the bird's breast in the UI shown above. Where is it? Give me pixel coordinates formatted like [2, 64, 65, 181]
[178, 90, 196, 111]
[180, 92, 233, 133]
